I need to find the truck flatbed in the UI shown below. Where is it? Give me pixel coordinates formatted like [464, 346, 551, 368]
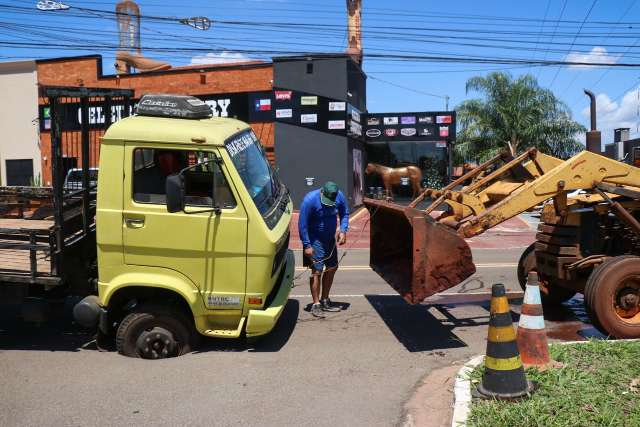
[0, 218, 54, 283]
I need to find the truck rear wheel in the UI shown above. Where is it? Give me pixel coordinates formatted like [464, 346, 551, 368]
[518, 243, 576, 305]
[116, 304, 194, 359]
[584, 256, 640, 338]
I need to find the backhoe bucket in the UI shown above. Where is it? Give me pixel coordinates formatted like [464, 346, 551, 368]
[364, 198, 476, 304]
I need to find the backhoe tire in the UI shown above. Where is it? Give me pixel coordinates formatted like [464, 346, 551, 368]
[517, 243, 576, 305]
[116, 303, 194, 359]
[584, 256, 640, 339]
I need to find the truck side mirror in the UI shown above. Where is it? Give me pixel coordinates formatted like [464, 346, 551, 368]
[166, 174, 185, 213]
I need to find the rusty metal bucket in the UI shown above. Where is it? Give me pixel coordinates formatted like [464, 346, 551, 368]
[364, 197, 476, 304]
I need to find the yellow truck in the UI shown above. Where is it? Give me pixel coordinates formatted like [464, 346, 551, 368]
[0, 90, 294, 359]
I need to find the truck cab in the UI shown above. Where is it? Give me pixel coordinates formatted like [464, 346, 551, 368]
[80, 94, 293, 358]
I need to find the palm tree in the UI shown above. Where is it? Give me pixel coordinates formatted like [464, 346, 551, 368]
[455, 72, 586, 162]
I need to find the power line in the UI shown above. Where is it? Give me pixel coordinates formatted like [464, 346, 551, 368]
[528, 0, 551, 74]
[538, 0, 567, 79]
[549, 0, 598, 87]
[562, 0, 637, 98]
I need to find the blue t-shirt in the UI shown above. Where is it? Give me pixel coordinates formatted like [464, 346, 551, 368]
[298, 189, 349, 248]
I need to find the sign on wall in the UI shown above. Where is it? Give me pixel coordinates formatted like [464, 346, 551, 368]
[38, 91, 272, 131]
[363, 111, 456, 142]
[272, 87, 354, 137]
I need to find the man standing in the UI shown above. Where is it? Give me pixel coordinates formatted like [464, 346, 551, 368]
[298, 181, 349, 317]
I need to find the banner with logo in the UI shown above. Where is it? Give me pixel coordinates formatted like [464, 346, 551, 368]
[363, 111, 456, 143]
[39, 91, 264, 131]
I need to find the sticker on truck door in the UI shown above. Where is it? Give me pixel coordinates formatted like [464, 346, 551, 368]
[208, 295, 242, 307]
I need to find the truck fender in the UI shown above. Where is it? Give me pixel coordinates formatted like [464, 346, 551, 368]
[99, 267, 205, 315]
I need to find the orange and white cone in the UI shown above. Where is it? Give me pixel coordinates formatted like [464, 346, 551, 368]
[516, 272, 551, 369]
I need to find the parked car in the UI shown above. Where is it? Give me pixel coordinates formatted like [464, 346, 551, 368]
[63, 167, 98, 191]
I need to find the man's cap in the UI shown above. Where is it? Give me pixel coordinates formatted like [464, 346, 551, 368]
[320, 181, 339, 206]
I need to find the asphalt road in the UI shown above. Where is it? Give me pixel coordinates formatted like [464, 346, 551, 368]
[0, 245, 599, 427]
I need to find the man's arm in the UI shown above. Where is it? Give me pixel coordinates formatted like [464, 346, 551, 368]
[298, 197, 312, 249]
[337, 191, 349, 233]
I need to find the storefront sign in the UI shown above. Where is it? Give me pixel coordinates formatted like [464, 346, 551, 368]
[364, 110, 456, 142]
[328, 120, 346, 129]
[349, 121, 362, 137]
[274, 90, 292, 101]
[301, 113, 318, 123]
[275, 108, 292, 118]
[254, 98, 271, 111]
[348, 105, 361, 123]
[300, 96, 318, 105]
[329, 102, 346, 111]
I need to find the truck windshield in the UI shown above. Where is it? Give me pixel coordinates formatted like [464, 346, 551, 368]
[226, 130, 280, 216]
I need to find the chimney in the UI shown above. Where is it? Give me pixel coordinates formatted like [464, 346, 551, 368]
[584, 89, 601, 153]
[346, 0, 363, 66]
[614, 128, 630, 161]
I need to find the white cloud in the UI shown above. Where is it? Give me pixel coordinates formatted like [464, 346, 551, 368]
[190, 51, 251, 65]
[581, 87, 640, 144]
[565, 46, 622, 69]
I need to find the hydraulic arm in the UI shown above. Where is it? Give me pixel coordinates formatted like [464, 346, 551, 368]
[364, 148, 640, 304]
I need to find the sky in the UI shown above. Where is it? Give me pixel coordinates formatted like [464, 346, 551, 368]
[2, 0, 640, 145]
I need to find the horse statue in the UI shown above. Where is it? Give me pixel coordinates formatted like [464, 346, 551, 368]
[365, 163, 423, 198]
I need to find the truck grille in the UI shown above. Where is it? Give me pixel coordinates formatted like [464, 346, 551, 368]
[272, 230, 290, 277]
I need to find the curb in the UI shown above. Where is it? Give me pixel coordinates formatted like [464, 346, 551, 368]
[451, 355, 484, 427]
[450, 339, 640, 427]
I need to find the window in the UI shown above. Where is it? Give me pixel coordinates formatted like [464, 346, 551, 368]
[5, 159, 33, 186]
[132, 148, 236, 208]
[226, 130, 280, 216]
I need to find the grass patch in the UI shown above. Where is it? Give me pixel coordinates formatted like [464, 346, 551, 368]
[466, 340, 640, 427]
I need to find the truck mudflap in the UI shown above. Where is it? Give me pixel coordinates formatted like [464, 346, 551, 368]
[245, 249, 295, 337]
[365, 198, 476, 304]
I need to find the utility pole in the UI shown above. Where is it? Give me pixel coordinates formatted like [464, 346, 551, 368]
[445, 95, 449, 111]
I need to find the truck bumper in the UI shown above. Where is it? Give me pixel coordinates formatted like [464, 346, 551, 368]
[245, 250, 294, 337]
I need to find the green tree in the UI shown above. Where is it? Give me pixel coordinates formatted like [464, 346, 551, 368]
[455, 72, 586, 162]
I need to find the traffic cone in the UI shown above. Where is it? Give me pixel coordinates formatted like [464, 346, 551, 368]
[517, 272, 551, 369]
[475, 283, 536, 400]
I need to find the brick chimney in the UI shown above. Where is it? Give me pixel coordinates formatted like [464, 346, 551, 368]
[346, 0, 363, 65]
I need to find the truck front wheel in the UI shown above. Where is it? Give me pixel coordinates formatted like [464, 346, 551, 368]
[584, 256, 640, 339]
[116, 304, 194, 359]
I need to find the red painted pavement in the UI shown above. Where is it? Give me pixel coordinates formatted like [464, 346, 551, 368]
[289, 208, 535, 250]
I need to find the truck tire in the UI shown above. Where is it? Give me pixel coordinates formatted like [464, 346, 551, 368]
[517, 243, 576, 305]
[116, 304, 194, 359]
[584, 256, 640, 339]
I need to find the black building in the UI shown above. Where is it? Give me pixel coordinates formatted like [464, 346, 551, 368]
[273, 54, 367, 209]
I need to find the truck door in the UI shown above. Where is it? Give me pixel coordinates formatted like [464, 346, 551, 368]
[122, 145, 248, 310]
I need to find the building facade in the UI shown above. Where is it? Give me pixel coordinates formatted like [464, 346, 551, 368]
[0, 60, 41, 186]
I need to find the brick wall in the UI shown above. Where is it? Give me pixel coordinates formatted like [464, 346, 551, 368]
[37, 56, 275, 184]
[37, 56, 273, 96]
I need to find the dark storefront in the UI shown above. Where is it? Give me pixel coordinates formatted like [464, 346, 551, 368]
[273, 55, 367, 209]
[363, 111, 456, 199]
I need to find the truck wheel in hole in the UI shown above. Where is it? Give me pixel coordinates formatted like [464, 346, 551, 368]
[584, 256, 640, 339]
[116, 304, 194, 359]
[517, 243, 576, 305]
